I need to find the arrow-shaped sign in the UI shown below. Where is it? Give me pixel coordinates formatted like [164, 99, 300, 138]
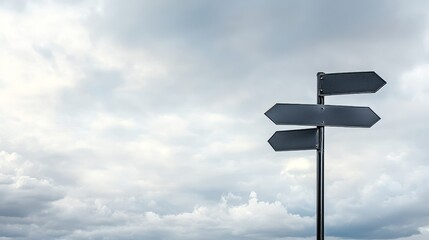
[320, 71, 386, 96]
[268, 128, 318, 151]
[265, 103, 380, 127]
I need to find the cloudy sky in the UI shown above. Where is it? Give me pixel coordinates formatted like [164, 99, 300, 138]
[1, 0, 429, 239]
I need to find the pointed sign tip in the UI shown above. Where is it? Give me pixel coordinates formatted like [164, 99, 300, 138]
[366, 107, 381, 127]
[265, 104, 280, 124]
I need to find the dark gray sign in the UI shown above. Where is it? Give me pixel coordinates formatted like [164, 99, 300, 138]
[320, 71, 386, 96]
[265, 103, 380, 127]
[268, 128, 318, 151]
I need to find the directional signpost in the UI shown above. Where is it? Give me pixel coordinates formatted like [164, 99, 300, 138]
[265, 71, 386, 240]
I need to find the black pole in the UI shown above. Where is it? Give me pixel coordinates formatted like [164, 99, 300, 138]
[317, 72, 325, 240]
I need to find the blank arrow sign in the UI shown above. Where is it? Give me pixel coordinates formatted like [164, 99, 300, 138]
[320, 71, 386, 96]
[265, 103, 380, 128]
[268, 128, 318, 151]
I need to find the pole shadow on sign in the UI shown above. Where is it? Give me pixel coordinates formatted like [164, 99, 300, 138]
[265, 71, 386, 240]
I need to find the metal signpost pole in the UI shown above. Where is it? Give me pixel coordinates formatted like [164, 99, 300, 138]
[317, 72, 325, 240]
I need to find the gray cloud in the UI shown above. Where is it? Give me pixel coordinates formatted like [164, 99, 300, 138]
[0, 151, 64, 239]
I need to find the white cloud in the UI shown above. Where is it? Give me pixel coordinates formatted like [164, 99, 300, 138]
[44, 192, 313, 240]
[399, 64, 429, 103]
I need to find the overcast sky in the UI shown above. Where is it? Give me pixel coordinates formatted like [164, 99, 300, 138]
[1, 0, 429, 239]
